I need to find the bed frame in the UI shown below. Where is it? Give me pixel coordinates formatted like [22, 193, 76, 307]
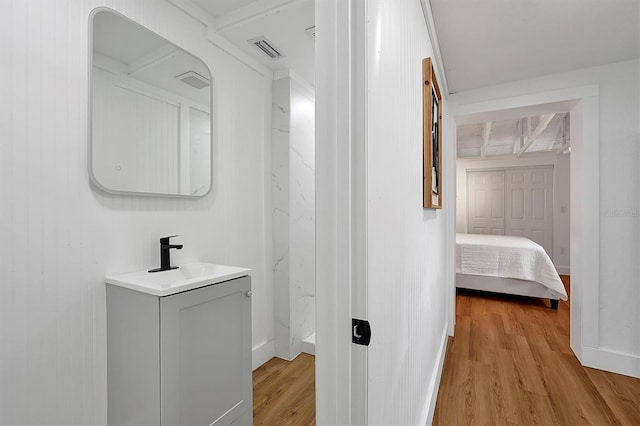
[456, 273, 560, 309]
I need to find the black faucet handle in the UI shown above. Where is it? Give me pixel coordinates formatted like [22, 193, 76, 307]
[160, 235, 179, 243]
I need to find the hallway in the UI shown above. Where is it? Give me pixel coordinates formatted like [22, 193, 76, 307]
[433, 277, 640, 425]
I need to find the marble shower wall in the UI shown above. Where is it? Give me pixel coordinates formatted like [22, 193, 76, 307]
[272, 75, 316, 360]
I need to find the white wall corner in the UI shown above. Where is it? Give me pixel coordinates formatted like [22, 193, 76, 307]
[273, 69, 290, 81]
[262, 70, 276, 373]
[252, 339, 276, 371]
[418, 0, 449, 96]
[274, 69, 316, 97]
[577, 93, 600, 350]
[422, 322, 449, 425]
[446, 104, 457, 338]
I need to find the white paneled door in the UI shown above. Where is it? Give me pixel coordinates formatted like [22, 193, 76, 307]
[505, 167, 554, 257]
[467, 170, 506, 235]
[467, 166, 554, 257]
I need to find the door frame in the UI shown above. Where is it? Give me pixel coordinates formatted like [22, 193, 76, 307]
[450, 85, 600, 365]
[315, 0, 368, 424]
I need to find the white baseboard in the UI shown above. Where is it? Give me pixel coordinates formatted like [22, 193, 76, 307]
[252, 339, 275, 371]
[555, 265, 570, 275]
[301, 333, 316, 355]
[581, 346, 640, 379]
[420, 322, 450, 425]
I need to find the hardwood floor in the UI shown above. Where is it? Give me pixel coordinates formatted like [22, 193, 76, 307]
[433, 276, 640, 425]
[253, 353, 316, 426]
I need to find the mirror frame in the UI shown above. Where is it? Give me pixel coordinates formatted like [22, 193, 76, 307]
[88, 7, 214, 198]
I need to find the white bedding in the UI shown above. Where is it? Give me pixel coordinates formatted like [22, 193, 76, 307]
[456, 233, 568, 301]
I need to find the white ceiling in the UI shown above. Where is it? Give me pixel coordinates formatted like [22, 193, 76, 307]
[192, 0, 258, 17]
[430, 0, 640, 93]
[93, 10, 168, 64]
[191, 0, 316, 85]
[93, 10, 211, 105]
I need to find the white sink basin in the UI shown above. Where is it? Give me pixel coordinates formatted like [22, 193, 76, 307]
[106, 262, 251, 296]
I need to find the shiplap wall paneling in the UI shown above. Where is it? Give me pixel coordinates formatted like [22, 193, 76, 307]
[0, 1, 273, 424]
[364, 0, 450, 424]
[92, 67, 180, 194]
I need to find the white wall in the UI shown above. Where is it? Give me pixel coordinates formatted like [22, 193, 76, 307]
[450, 59, 640, 374]
[365, 0, 451, 423]
[456, 153, 571, 272]
[271, 73, 316, 361]
[315, 0, 453, 422]
[0, 1, 274, 424]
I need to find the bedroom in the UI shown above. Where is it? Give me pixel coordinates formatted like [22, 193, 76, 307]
[454, 110, 571, 309]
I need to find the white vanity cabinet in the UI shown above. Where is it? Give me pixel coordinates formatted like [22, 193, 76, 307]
[106, 266, 252, 426]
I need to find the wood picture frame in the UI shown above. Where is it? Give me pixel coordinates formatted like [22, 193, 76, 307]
[423, 57, 442, 209]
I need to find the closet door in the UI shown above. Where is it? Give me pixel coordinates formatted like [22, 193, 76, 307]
[505, 167, 554, 256]
[467, 170, 506, 235]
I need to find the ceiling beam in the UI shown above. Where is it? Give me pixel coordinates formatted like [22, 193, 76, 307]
[512, 119, 522, 154]
[556, 142, 571, 155]
[166, 0, 216, 29]
[480, 121, 492, 159]
[127, 45, 179, 76]
[516, 114, 556, 157]
[548, 120, 564, 150]
[215, 0, 307, 31]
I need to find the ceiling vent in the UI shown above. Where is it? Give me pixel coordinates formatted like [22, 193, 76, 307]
[305, 26, 316, 40]
[175, 71, 210, 89]
[248, 36, 284, 60]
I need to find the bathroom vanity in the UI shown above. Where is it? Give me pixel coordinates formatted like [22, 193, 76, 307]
[105, 263, 252, 425]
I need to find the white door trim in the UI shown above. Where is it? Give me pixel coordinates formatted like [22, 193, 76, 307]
[450, 85, 600, 364]
[315, 0, 368, 424]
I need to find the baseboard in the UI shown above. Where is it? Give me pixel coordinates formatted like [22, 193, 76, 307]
[420, 322, 450, 425]
[252, 339, 275, 371]
[301, 333, 316, 355]
[555, 265, 570, 275]
[581, 346, 640, 379]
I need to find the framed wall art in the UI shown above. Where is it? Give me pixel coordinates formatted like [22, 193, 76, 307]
[423, 57, 442, 209]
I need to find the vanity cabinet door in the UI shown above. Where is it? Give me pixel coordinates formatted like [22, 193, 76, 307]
[159, 276, 252, 426]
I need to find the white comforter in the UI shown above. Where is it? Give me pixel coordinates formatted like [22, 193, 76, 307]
[456, 233, 568, 300]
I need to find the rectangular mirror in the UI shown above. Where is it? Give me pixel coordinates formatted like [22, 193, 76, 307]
[89, 8, 212, 197]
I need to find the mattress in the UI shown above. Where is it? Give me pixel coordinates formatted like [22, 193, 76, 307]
[456, 233, 568, 301]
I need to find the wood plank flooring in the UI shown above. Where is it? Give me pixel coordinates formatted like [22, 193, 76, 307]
[433, 276, 640, 425]
[253, 353, 316, 426]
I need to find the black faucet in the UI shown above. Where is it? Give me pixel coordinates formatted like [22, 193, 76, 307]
[148, 235, 183, 273]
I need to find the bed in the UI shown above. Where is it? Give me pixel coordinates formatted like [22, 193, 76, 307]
[456, 233, 568, 309]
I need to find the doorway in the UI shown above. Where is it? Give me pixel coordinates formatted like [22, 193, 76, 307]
[448, 87, 601, 366]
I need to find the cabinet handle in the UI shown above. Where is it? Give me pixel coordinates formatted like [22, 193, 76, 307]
[246, 291, 252, 298]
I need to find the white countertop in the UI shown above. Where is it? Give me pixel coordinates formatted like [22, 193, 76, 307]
[105, 262, 251, 296]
